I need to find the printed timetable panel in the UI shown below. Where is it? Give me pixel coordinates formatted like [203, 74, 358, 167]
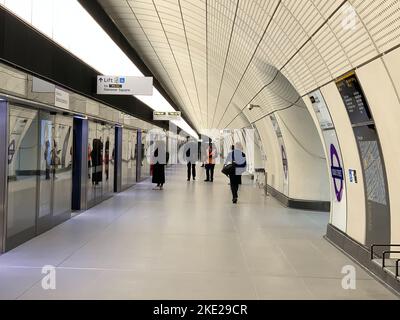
[353, 125, 390, 247]
[336, 73, 373, 125]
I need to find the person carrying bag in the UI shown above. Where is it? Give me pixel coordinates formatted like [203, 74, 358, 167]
[224, 144, 247, 204]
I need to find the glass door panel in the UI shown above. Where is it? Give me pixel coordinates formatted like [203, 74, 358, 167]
[94, 123, 104, 203]
[141, 131, 150, 179]
[38, 111, 54, 231]
[122, 129, 129, 188]
[87, 121, 97, 208]
[128, 130, 137, 186]
[6, 105, 39, 249]
[104, 125, 115, 195]
[52, 114, 73, 223]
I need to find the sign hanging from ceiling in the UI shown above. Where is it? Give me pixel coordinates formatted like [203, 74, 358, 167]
[97, 76, 153, 96]
[153, 111, 182, 121]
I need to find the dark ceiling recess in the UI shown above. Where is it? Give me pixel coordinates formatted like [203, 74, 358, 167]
[78, 0, 198, 134]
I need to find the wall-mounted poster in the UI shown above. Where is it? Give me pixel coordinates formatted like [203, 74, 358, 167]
[309, 91, 334, 130]
[309, 90, 347, 232]
[336, 73, 390, 247]
[270, 114, 289, 196]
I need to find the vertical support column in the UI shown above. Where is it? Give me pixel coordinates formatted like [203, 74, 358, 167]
[114, 126, 123, 193]
[0, 100, 8, 254]
[136, 129, 142, 182]
[72, 117, 88, 211]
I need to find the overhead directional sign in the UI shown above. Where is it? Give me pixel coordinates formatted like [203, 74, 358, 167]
[97, 76, 153, 96]
[153, 111, 182, 121]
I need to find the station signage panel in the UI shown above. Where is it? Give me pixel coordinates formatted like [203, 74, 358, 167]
[153, 111, 182, 121]
[97, 76, 153, 96]
[55, 87, 70, 110]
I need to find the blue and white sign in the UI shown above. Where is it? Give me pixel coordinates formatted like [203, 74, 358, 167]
[97, 76, 153, 96]
[330, 144, 344, 202]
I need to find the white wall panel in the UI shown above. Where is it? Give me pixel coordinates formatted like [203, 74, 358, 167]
[356, 57, 400, 245]
[321, 82, 366, 244]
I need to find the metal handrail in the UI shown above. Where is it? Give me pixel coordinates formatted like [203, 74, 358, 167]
[370, 244, 400, 260]
[396, 260, 400, 278]
[382, 251, 400, 268]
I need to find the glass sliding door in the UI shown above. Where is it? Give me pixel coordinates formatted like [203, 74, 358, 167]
[121, 128, 137, 189]
[128, 130, 137, 186]
[37, 112, 73, 233]
[87, 121, 115, 208]
[52, 114, 73, 224]
[103, 124, 115, 196]
[122, 129, 129, 189]
[141, 131, 150, 180]
[37, 111, 53, 232]
[6, 105, 39, 250]
[87, 121, 97, 208]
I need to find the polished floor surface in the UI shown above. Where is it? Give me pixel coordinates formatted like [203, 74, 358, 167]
[0, 166, 397, 300]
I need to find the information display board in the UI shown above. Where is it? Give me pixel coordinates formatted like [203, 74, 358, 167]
[336, 72, 373, 125]
[336, 73, 390, 247]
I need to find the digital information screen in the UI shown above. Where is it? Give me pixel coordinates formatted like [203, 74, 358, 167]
[336, 73, 373, 125]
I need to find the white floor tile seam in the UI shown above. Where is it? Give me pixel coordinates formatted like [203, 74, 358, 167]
[227, 204, 261, 300]
[14, 275, 44, 300]
[1, 165, 398, 300]
[52, 197, 141, 269]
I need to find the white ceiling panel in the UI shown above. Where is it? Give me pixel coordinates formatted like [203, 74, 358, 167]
[98, 0, 400, 131]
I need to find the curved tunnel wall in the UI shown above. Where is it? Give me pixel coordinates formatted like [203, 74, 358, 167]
[215, 2, 400, 248]
[4, 0, 400, 252]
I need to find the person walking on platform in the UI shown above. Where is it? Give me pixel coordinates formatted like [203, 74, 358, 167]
[224, 143, 247, 204]
[151, 141, 169, 190]
[204, 142, 217, 182]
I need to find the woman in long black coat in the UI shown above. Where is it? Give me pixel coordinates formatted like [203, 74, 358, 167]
[152, 141, 169, 190]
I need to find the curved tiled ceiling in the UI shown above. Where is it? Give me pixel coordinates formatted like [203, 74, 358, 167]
[98, 0, 400, 131]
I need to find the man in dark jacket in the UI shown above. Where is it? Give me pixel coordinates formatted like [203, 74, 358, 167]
[183, 138, 198, 181]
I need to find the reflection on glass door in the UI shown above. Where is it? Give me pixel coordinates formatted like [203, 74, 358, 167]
[121, 128, 137, 189]
[103, 124, 115, 196]
[87, 121, 97, 207]
[141, 131, 150, 179]
[6, 105, 73, 250]
[129, 130, 137, 186]
[38, 112, 73, 233]
[52, 115, 73, 223]
[6, 105, 39, 249]
[87, 121, 115, 208]
[38, 112, 53, 230]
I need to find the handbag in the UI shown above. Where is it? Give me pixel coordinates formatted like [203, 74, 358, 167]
[221, 150, 235, 176]
[222, 163, 235, 176]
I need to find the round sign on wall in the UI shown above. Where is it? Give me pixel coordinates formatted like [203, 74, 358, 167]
[330, 144, 344, 202]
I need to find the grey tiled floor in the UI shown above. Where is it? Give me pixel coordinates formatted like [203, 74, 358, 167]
[0, 166, 397, 300]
